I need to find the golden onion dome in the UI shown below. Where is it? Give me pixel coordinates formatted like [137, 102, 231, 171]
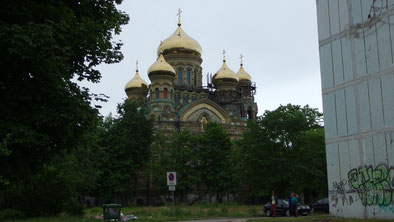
[213, 60, 238, 81]
[236, 64, 252, 82]
[157, 23, 202, 57]
[148, 53, 176, 75]
[125, 69, 148, 90]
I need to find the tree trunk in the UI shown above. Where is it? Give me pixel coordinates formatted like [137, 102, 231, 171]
[145, 172, 150, 205]
[308, 189, 313, 204]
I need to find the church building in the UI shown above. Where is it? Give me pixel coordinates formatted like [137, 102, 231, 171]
[124, 13, 258, 138]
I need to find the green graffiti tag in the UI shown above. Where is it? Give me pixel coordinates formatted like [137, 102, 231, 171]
[347, 164, 393, 206]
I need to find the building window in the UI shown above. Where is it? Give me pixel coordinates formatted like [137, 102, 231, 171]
[175, 93, 180, 105]
[183, 94, 188, 104]
[192, 95, 196, 102]
[178, 69, 183, 85]
[163, 88, 168, 99]
[186, 69, 191, 85]
[155, 88, 159, 100]
[247, 108, 252, 119]
[194, 71, 197, 86]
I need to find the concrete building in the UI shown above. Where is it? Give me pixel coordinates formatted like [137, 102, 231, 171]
[316, 0, 394, 218]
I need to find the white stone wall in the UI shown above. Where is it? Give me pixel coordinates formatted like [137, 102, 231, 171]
[316, 0, 394, 218]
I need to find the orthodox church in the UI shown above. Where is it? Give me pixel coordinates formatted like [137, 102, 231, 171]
[124, 13, 258, 138]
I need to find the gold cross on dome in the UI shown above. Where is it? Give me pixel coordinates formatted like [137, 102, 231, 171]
[222, 49, 226, 61]
[136, 60, 139, 70]
[240, 54, 243, 65]
[177, 8, 182, 24]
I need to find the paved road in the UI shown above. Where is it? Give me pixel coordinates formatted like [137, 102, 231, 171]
[176, 218, 265, 222]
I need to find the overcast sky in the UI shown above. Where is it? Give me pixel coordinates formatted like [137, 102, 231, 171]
[82, 0, 322, 117]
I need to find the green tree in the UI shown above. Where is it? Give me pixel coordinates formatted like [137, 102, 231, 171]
[96, 100, 154, 203]
[0, 0, 128, 216]
[148, 132, 170, 203]
[198, 122, 235, 202]
[238, 104, 326, 201]
[171, 130, 198, 201]
[149, 130, 200, 203]
[294, 128, 327, 203]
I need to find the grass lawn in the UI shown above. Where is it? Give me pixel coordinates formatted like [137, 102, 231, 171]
[8, 217, 98, 222]
[249, 214, 394, 222]
[84, 203, 262, 221]
[10, 203, 263, 221]
[8, 205, 394, 222]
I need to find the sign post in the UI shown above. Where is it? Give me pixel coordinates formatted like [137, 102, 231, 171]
[168, 185, 175, 191]
[167, 172, 176, 208]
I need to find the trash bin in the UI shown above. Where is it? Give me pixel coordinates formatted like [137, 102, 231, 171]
[102, 203, 121, 221]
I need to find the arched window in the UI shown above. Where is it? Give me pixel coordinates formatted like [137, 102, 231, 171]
[174, 93, 180, 105]
[186, 69, 191, 85]
[155, 88, 159, 100]
[193, 71, 197, 86]
[163, 88, 168, 99]
[183, 94, 188, 104]
[191, 95, 196, 102]
[177, 69, 183, 85]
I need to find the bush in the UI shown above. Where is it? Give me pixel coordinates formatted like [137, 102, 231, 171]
[220, 206, 228, 215]
[208, 208, 216, 216]
[63, 201, 84, 216]
[248, 208, 257, 216]
[0, 209, 26, 221]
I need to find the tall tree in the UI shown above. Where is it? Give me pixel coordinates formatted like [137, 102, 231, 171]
[96, 100, 154, 203]
[198, 122, 235, 202]
[0, 0, 128, 216]
[169, 130, 199, 201]
[238, 104, 326, 201]
[148, 132, 171, 203]
[293, 128, 327, 203]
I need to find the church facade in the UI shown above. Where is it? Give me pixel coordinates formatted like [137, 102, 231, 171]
[124, 17, 258, 138]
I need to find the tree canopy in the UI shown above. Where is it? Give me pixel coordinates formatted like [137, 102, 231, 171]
[237, 104, 326, 203]
[96, 100, 154, 202]
[0, 0, 129, 216]
[198, 122, 236, 202]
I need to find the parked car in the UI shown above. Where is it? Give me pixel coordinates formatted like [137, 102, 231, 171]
[311, 198, 329, 213]
[264, 199, 311, 216]
[297, 205, 311, 216]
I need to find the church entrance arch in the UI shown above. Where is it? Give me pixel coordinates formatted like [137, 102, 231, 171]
[179, 99, 231, 124]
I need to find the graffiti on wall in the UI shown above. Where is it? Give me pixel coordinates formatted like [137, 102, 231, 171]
[331, 179, 354, 207]
[347, 164, 394, 206]
[379, 204, 394, 214]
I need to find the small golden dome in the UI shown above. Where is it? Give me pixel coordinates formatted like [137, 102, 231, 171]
[125, 70, 148, 90]
[148, 53, 176, 75]
[236, 64, 252, 82]
[157, 24, 202, 57]
[213, 60, 238, 81]
[124, 69, 148, 90]
[124, 64, 149, 100]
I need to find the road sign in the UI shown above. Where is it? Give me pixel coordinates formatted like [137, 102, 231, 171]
[167, 172, 177, 186]
[168, 185, 176, 191]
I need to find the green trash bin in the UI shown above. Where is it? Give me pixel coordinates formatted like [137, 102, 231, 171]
[102, 203, 121, 221]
